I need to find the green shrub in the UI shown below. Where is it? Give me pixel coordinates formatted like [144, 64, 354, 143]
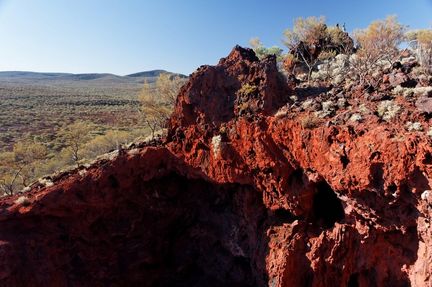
[238, 83, 258, 96]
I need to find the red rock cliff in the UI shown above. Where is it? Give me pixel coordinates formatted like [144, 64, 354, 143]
[1, 46, 431, 287]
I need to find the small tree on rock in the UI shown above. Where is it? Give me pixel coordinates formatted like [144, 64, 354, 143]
[58, 121, 92, 166]
[13, 141, 47, 186]
[351, 16, 406, 84]
[0, 152, 20, 196]
[139, 73, 185, 139]
[0, 140, 47, 195]
[283, 16, 353, 81]
[249, 37, 284, 61]
[326, 25, 355, 54]
[406, 28, 432, 75]
[283, 16, 328, 81]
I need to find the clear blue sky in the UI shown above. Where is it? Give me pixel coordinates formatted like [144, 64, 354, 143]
[0, 0, 431, 75]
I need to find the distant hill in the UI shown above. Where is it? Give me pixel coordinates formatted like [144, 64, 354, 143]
[126, 70, 188, 83]
[0, 70, 187, 86]
[126, 70, 171, 78]
[0, 71, 71, 79]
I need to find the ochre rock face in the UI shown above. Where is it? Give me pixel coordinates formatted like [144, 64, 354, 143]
[168, 45, 290, 129]
[1, 46, 432, 287]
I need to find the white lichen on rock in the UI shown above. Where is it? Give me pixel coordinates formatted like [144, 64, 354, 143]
[359, 103, 370, 115]
[301, 99, 314, 110]
[274, 106, 289, 118]
[211, 135, 222, 157]
[322, 100, 335, 112]
[427, 127, 432, 137]
[78, 169, 87, 177]
[289, 95, 298, 102]
[377, 100, 400, 121]
[315, 100, 336, 118]
[413, 86, 432, 97]
[97, 149, 119, 161]
[392, 85, 414, 98]
[21, 186, 31, 193]
[14, 196, 30, 206]
[405, 121, 423, 131]
[337, 97, 348, 109]
[127, 148, 141, 155]
[312, 53, 350, 85]
[393, 86, 432, 98]
[349, 113, 363, 122]
[39, 178, 54, 187]
[421, 190, 430, 201]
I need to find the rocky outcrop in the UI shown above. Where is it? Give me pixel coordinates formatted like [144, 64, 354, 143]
[1, 46, 431, 287]
[168, 45, 289, 129]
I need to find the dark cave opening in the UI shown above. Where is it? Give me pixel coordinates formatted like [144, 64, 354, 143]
[0, 171, 270, 287]
[423, 152, 432, 165]
[311, 181, 345, 228]
[347, 273, 359, 287]
[272, 208, 297, 224]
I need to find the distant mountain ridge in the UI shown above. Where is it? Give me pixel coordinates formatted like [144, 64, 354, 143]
[126, 70, 177, 78]
[0, 70, 187, 85]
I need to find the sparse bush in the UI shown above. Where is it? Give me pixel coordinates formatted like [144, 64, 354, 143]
[337, 98, 348, 109]
[377, 100, 401, 121]
[155, 73, 184, 106]
[37, 148, 76, 176]
[0, 174, 20, 196]
[406, 29, 432, 74]
[283, 16, 328, 81]
[58, 121, 92, 166]
[414, 85, 430, 95]
[351, 16, 406, 85]
[326, 25, 355, 54]
[139, 74, 185, 139]
[284, 17, 354, 81]
[238, 83, 258, 96]
[301, 114, 320, 129]
[249, 37, 284, 61]
[13, 141, 47, 186]
[84, 130, 134, 159]
[354, 15, 406, 64]
[393, 85, 407, 96]
[283, 17, 354, 81]
[317, 50, 337, 61]
[313, 53, 350, 84]
[0, 140, 48, 195]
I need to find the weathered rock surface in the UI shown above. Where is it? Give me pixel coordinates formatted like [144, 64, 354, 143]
[416, 97, 432, 114]
[1, 46, 432, 287]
